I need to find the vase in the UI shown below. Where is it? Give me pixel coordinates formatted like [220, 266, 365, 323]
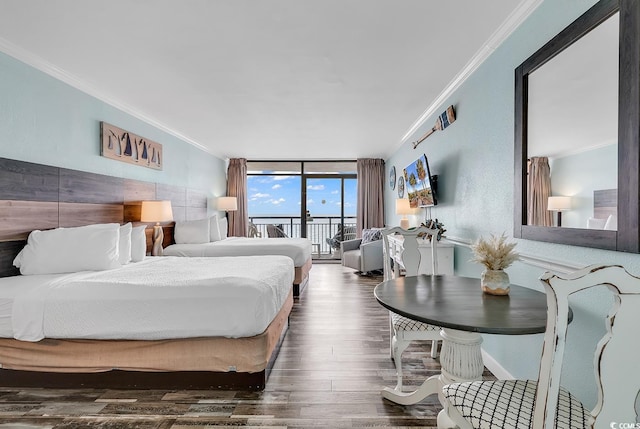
[481, 269, 510, 295]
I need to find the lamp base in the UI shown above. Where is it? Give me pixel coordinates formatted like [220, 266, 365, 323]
[152, 224, 164, 256]
[400, 218, 409, 230]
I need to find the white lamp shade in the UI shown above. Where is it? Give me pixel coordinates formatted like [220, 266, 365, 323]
[547, 196, 571, 211]
[396, 198, 411, 215]
[217, 196, 238, 211]
[140, 200, 174, 222]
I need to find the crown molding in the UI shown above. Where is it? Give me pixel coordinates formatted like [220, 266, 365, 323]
[0, 36, 224, 160]
[396, 0, 544, 151]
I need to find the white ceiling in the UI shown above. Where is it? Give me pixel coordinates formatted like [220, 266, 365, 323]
[0, 0, 533, 160]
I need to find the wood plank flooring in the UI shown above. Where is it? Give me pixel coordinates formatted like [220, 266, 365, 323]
[0, 264, 495, 428]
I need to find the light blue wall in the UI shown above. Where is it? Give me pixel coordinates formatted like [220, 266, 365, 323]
[385, 0, 639, 408]
[0, 51, 226, 199]
[550, 144, 617, 229]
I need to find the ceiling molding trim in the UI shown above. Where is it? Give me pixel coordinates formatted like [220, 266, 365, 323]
[395, 0, 544, 152]
[0, 37, 223, 159]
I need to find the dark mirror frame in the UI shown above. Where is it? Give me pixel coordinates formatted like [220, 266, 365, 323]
[514, 0, 640, 253]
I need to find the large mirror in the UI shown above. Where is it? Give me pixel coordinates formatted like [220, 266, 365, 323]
[514, 0, 640, 252]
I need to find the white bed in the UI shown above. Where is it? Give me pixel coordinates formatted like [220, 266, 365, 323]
[164, 237, 312, 266]
[0, 255, 295, 388]
[164, 237, 313, 295]
[0, 255, 294, 342]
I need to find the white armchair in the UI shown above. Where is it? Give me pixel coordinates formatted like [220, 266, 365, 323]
[341, 237, 384, 274]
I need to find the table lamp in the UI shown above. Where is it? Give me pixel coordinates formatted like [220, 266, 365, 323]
[396, 198, 411, 229]
[547, 196, 571, 227]
[141, 200, 173, 256]
[217, 196, 238, 213]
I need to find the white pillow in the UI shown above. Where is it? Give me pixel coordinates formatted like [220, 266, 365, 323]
[587, 217, 607, 229]
[14, 224, 121, 275]
[174, 218, 210, 244]
[604, 214, 618, 231]
[119, 223, 132, 264]
[130, 225, 147, 262]
[209, 215, 222, 242]
[219, 217, 228, 239]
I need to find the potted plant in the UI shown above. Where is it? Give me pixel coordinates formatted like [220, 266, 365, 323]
[470, 233, 519, 295]
[420, 219, 446, 241]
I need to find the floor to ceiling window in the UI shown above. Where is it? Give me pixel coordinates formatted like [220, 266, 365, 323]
[247, 160, 357, 259]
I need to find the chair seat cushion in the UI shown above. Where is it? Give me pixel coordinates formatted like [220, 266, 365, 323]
[442, 379, 590, 429]
[391, 313, 439, 332]
[342, 249, 361, 270]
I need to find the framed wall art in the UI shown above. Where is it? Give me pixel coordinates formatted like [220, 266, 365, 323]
[100, 122, 163, 170]
[390, 166, 396, 190]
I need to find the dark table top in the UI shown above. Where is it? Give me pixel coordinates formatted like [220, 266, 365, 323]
[374, 275, 548, 335]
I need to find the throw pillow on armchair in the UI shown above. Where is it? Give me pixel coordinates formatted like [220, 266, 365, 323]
[361, 227, 383, 244]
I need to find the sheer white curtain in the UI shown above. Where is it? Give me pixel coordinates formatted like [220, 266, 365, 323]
[226, 158, 248, 237]
[528, 157, 553, 227]
[356, 158, 385, 235]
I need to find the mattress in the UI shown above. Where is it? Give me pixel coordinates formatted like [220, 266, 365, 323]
[0, 274, 66, 338]
[0, 291, 294, 373]
[164, 237, 312, 266]
[3, 255, 294, 342]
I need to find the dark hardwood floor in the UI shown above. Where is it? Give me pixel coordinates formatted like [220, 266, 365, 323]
[0, 264, 494, 428]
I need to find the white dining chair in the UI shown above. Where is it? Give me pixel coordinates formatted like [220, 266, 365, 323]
[382, 225, 442, 393]
[438, 264, 640, 429]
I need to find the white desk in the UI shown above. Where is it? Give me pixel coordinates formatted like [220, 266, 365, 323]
[386, 234, 454, 276]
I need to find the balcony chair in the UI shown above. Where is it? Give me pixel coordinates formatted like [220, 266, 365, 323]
[267, 224, 288, 238]
[326, 225, 356, 255]
[381, 225, 442, 395]
[341, 228, 384, 274]
[439, 264, 640, 429]
[248, 221, 261, 238]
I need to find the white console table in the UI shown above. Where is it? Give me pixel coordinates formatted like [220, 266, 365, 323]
[386, 234, 454, 276]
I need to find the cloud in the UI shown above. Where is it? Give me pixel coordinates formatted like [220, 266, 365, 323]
[307, 185, 325, 191]
[331, 190, 339, 194]
[251, 192, 270, 199]
[270, 198, 286, 205]
[307, 199, 314, 205]
[273, 176, 292, 181]
[272, 184, 281, 190]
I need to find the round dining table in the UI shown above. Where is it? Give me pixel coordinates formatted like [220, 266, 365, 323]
[374, 273, 548, 417]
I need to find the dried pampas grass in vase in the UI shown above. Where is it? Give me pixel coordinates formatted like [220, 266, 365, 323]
[470, 233, 519, 295]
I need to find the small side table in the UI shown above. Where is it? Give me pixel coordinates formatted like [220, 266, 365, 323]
[312, 243, 321, 258]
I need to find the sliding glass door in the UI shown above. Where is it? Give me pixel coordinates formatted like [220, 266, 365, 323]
[302, 175, 356, 257]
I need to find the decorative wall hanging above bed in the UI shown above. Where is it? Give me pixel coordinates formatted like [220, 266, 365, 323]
[100, 122, 163, 170]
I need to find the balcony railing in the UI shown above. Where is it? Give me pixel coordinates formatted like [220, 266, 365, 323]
[249, 215, 356, 258]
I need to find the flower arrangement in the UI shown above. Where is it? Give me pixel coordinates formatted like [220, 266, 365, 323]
[420, 219, 446, 242]
[470, 233, 519, 271]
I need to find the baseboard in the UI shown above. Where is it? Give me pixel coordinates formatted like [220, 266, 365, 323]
[481, 349, 514, 380]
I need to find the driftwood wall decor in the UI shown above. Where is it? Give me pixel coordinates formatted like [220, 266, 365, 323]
[100, 122, 163, 170]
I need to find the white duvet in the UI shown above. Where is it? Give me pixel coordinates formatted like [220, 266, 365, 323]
[8, 255, 294, 342]
[163, 237, 312, 266]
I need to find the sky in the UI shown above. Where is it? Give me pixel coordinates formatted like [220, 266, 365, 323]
[247, 175, 357, 218]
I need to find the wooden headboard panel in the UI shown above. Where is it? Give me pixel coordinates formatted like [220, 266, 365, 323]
[594, 188, 617, 220]
[0, 157, 208, 277]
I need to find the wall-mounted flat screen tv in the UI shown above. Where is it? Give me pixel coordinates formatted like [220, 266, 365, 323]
[403, 154, 437, 208]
